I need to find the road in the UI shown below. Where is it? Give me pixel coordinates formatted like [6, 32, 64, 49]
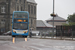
[0, 37, 75, 50]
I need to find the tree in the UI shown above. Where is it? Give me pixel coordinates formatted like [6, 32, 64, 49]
[67, 13, 75, 25]
[63, 13, 75, 26]
[67, 13, 75, 22]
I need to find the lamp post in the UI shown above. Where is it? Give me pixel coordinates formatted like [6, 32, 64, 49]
[53, 0, 55, 14]
[52, 0, 56, 37]
[53, 0, 54, 37]
[6, 2, 8, 32]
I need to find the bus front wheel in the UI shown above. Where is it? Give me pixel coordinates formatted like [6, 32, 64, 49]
[23, 36, 27, 38]
[12, 35, 16, 37]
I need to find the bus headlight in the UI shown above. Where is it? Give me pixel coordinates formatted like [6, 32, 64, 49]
[23, 31, 26, 33]
[23, 31, 28, 33]
[13, 30, 16, 33]
[26, 31, 28, 33]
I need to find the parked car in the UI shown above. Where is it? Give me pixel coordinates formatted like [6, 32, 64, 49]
[3, 31, 12, 35]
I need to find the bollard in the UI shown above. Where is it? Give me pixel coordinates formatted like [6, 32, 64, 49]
[72, 31, 73, 40]
[40, 33, 42, 38]
[60, 30, 62, 40]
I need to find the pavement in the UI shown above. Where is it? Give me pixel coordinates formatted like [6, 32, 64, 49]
[0, 36, 12, 41]
[0, 36, 75, 50]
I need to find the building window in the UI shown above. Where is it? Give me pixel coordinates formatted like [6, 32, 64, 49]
[34, 6, 36, 15]
[24, 0, 25, 9]
[16, 0, 18, 2]
[1, 6, 5, 13]
[28, 5, 30, 14]
[31, 5, 33, 14]
[21, 7, 22, 11]
[6, 0, 8, 1]
[1, 19, 5, 25]
[17, 6, 19, 11]
[19, 0, 21, 3]
[31, 19, 33, 25]
[24, 0, 25, 4]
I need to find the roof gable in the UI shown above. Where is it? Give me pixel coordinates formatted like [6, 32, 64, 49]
[36, 20, 55, 28]
[27, 0, 36, 3]
[46, 14, 66, 21]
[36, 20, 46, 27]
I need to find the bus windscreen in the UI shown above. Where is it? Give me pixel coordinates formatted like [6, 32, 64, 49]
[13, 23, 28, 30]
[14, 12, 28, 18]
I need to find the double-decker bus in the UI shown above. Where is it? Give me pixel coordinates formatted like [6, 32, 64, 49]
[12, 11, 29, 37]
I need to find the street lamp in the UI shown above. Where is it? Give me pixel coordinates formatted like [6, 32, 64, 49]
[50, 0, 56, 37]
[53, 0, 54, 37]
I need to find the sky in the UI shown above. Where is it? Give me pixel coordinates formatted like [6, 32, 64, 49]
[35, 0, 75, 21]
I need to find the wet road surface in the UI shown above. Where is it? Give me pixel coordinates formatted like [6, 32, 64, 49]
[0, 37, 75, 50]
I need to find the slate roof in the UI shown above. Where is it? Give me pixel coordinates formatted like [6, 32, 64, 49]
[36, 20, 55, 28]
[27, 0, 36, 4]
[46, 14, 66, 21]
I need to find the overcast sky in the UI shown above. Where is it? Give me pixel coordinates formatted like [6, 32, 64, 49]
[35, 0, 75, 21]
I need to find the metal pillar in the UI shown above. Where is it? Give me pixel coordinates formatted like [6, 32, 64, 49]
[52, 0, 55, 37]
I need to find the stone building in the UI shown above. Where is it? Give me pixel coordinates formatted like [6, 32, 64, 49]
[0, 0, 10, 34]
[0, 0, 37, 34]
[46, 14, 66, 26]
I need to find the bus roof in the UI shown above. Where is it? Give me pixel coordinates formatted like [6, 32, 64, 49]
[13, 11, 29, 13]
